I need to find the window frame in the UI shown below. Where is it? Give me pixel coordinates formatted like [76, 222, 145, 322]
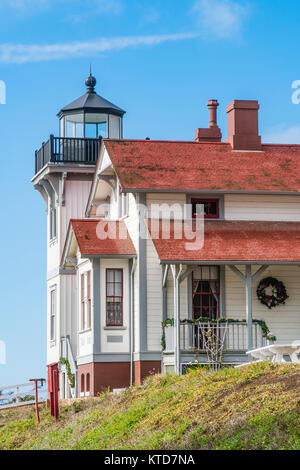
[191, 198, 220, 219]
[106, 268, 124, 327]
[80, 271, 92, 332]
[49, 205, 57, 241]
[50, 285, 57, 342]
[192, 266, 220, 320]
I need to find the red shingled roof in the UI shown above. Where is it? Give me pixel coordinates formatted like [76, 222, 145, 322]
[148, 220, 300, 262]
[71, 219, 136, 256]
[104, 139, 300, 193]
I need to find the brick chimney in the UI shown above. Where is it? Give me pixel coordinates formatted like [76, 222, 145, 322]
[195, 99, 222, 143]
[226, 100, 261, 151]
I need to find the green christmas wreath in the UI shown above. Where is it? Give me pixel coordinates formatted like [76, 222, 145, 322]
[256, 277, 288, 309]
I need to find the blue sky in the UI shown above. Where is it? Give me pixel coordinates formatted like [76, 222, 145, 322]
[1, 0, 300, 385]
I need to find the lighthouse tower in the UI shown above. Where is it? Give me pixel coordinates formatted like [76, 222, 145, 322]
[32, 74, 125, 397]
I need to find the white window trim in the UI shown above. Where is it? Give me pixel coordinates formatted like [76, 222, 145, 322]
[50, 285, 57, 344]
[49, 205, 57, 242]
[80, 271, 92, 333]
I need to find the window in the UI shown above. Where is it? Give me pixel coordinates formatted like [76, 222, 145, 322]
[81, 374, 85, 394]
[81, 271, 91, 331]
[50, 286, 57, 342]
[106, 269, 123, 326]
[64, 113, 84, 138]
[50, 206, 57, 240]
[120, 193, 129, 218]
[86, 374, 90, 393]
[191, 199, 219, 219]
[192, 266, 220, 320]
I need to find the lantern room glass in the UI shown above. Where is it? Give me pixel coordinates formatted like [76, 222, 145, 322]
[60, 113, 108, 138]
[85, 113, 107, 138]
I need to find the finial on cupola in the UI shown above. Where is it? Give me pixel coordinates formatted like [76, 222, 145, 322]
[85, 65, 97, 94]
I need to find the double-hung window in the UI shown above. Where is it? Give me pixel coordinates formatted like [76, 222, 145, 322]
[81, 271, 91, 331]
[50, 286, 57, 342]
[106, 269, 123, 326]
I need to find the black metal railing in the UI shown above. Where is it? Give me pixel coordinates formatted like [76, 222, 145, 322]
[35, 135, 102, 174]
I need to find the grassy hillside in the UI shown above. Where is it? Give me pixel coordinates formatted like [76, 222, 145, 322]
[0, 362, 299, 450]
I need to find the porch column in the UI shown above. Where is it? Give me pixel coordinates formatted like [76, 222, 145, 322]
[171, 265, 182, 375]
[229, 264, 269, 351]
[245, 265, 253, 350]
[162, 264, 169, 321]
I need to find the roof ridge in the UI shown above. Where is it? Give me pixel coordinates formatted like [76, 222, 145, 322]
[104, 139, 229, 145]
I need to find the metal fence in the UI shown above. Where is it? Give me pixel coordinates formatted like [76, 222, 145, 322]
[0, 382, 47, 410]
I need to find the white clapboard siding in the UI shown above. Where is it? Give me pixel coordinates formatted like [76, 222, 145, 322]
[60, 272, 77, 358]
[61, 180, 93, 257]
[225, 194, 300, 221]
[166, 269, 189, 320]
[125, 194, 141, 351]
[146, 237, 163, 351]
[146, 192, 189, 350]
[47, 274, 60, 365]
[146, 193, 186, 219]
[225, 265, 300, 343]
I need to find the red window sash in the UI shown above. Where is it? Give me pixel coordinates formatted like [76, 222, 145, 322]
[192, 266, 220, 320]
[106, 268, 123, 327]
[191, 198, 219, 219]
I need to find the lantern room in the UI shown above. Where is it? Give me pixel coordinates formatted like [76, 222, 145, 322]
[57, 73, 125, 140]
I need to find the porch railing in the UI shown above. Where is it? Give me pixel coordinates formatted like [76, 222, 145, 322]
[35, 135, 102, 174]
[164, 321, 266, 353]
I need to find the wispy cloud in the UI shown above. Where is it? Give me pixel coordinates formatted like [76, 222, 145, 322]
[192, 0, 249, 39]
[0, 33, 199, 64]
[263, 124, 300, 144]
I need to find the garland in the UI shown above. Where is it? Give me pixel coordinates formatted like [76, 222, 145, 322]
[161, 317, 276, 350]
[59, 357, 75, 389]
[256, 277, 288, 309]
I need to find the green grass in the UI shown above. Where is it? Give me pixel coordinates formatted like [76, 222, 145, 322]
[0, 362, 299, 450]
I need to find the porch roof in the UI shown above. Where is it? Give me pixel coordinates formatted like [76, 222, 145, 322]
[67, 219, 136, 257]
[148, 219, 300, 264]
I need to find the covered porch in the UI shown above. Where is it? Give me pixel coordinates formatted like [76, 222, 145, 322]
[149, 220, 300, 373]
[161, 263, 273, 373]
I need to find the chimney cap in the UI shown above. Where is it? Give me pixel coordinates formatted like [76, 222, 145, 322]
[227, 100, 259, 113]
[207, 99, 219, 107]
